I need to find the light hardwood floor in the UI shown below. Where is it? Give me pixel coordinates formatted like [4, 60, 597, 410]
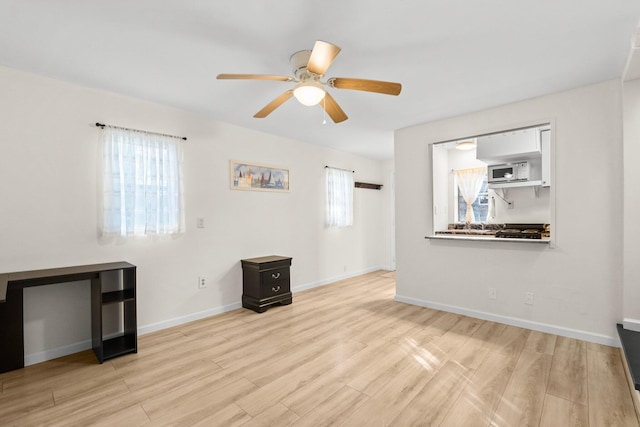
[1, 270, 638, 426]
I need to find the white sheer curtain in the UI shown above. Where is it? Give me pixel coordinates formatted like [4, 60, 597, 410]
[455, 167, 487, 223]
[326, 167, 354, 228]
[101, 127, 185, 236]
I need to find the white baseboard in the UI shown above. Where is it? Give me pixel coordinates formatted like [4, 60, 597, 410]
[623, 318, 640, 333]
[140, 266, 391, 335]
[140, 267, 391, 336]
[24, 303, 243, 365]
[292, 265, 392, 293]
[25, 339, 92, 366]
[395, 294, 619, 347]
[25, 331, 142, 366]
[24, 266, 393, 366]
[138, 301, 243, 336]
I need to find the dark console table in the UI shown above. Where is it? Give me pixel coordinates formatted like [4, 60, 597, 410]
[241, 256, 292, 313]
[0, 262, 137, 373]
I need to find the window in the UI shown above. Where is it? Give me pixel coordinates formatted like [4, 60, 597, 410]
[325, 167, 353, 228]
[456, 173, 489, 223]
[101, 127, 185, 236]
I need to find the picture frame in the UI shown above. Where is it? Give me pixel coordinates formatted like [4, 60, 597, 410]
[230, 160, 290, 192]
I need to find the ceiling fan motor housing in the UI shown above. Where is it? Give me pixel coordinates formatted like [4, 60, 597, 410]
[290, 50, 314, 81]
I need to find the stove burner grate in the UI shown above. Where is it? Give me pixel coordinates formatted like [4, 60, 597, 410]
[495, 229, 542, 239]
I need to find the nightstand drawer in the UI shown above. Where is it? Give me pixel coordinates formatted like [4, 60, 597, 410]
[260, 268, 290, 286]
[262, 279, 290, 296]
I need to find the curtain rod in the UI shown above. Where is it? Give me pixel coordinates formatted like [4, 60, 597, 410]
[95, 122, 187, 141]
[325, 165, 355, 173]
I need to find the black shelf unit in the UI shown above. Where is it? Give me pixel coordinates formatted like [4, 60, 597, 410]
[102, 335, 137, 359]
[91, 266, 137, 363]
[0, 262, 138, 373]
[102, 289, 136, 305]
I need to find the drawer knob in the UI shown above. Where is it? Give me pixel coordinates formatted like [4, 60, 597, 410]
[272, 285, 281, 292]
[271, 272, 281, 279]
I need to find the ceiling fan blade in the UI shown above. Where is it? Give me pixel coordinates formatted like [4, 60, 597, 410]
[321, 92, 348, 123]
[254, 90, 294, 118]
[307, 41, 341, 76]
[329, 77, 402, 96]
[217, 74, 293, 81]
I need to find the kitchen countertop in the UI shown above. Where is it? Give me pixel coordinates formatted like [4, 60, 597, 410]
[434, 229, 497, 236]
[426, 234, 551, 244]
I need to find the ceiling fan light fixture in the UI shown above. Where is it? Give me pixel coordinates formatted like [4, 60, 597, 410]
[293, 81, 325, 106]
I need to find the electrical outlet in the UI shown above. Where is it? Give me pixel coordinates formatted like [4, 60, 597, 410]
[488, 287, 497, 300]
[525, 292, 534, 305]
[196, 218, 205, 228]
[198, 276, 206, 289]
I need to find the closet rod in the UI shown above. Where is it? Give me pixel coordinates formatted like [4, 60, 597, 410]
[95, 122, 187, 141]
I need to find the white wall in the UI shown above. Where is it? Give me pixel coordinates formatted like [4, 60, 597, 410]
[623, 78, 640, 331]
[0, 65, 392, 363]
[395, 80, 623, 344]
[486, 187, 550, 224]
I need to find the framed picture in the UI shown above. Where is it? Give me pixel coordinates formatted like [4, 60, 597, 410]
[230, 160, 290, 192]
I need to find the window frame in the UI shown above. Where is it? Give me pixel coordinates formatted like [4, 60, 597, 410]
[325, 167, 354, 228]
[454, 173, 489, 223]
[100, 127, 185, 237]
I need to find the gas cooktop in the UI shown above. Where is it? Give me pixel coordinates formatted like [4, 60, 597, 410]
[494, 224, 546, 239]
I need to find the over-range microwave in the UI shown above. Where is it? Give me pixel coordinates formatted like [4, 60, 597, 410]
[488, 161, 530, 183]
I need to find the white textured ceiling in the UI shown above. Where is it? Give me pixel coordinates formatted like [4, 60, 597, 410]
[1, 1, 639, 159]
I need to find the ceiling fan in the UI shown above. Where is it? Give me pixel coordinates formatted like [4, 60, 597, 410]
[217, 40, 402, 123]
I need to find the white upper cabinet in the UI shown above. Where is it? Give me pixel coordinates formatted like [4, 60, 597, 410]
[476, 126, 542, 164]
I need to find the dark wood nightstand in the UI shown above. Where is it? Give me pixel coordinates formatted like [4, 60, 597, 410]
[241, 255, 292, 313]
